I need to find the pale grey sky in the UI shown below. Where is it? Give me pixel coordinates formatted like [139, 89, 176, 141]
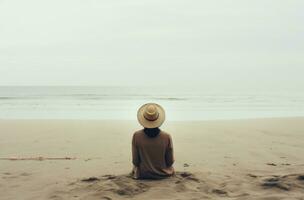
[0, 0, 303, 89]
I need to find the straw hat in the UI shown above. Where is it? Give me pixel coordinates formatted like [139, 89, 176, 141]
[137, 103, 165, 128]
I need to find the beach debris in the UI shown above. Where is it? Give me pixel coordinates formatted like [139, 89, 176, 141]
[81, 177, 100, 182]
[266, 163, 277, 166]
[20, 172, 31, 176]
[297, 175, 304, 181]
[0, 156, 76, 161]
[281, 163, 291, 166]
[101, 196, 112, 200]
[102, 174, 116, 180]
[183, 163, 189, 167]
[247, 174, 258, 178]
[212, 189, 228, 195]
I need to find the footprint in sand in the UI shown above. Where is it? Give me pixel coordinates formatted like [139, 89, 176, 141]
[260, 174, 304, 191]
[212, 188, 228, 196]
[177, 172, 200, 182]
[81, 177, 100, 182]
[2, 173, 18, 179]
[20, 172, 31, 176]
[2, 172, 31, 180]
[262, 179, 291, 191]
[101, 197, 112, 200]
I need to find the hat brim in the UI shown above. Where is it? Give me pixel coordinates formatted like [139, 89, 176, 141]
[137, 103, 165, 128]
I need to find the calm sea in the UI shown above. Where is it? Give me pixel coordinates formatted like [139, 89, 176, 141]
[0, 86, 303, 120]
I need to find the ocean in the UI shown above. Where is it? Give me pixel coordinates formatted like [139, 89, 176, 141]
[0, 86, 303, 120]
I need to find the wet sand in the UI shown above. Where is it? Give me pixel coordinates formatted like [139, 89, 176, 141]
[0, 118, 304, 199]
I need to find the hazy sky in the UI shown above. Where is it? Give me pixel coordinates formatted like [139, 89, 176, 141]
[0, 0, 303, 89]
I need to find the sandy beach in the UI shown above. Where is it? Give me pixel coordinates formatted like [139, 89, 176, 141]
[1, 0, 303, 199]
[1, 117, 304, 200]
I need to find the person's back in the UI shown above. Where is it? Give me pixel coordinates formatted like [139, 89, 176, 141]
[132, 103, 175, 179]
[132, 128, 174, 179]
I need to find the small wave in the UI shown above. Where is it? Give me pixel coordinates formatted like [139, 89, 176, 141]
[151, 97, 187, 101]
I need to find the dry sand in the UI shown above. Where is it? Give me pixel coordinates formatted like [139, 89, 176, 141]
[0, 118, 304, 200]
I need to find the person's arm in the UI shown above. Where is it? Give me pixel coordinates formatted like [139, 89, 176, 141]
[165, 134, 174, 167]
[132, 133, 140, 167]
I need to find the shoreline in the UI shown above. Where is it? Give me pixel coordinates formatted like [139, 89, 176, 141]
[0, 115, 304, 121]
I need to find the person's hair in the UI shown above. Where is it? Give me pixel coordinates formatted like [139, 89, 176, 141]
[144, 127, 160, 138]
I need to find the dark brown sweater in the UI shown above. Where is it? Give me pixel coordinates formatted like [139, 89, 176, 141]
[132, 129, 175, 179]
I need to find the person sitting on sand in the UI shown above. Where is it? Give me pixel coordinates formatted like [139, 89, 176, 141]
[131, 103, 175, 179]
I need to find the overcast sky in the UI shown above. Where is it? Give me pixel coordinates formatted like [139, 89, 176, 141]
[0, 0, 303, 90]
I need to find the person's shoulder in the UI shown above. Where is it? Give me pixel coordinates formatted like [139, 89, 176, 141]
[160, 130, 172, 138]
[133, 129, 144, 137]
